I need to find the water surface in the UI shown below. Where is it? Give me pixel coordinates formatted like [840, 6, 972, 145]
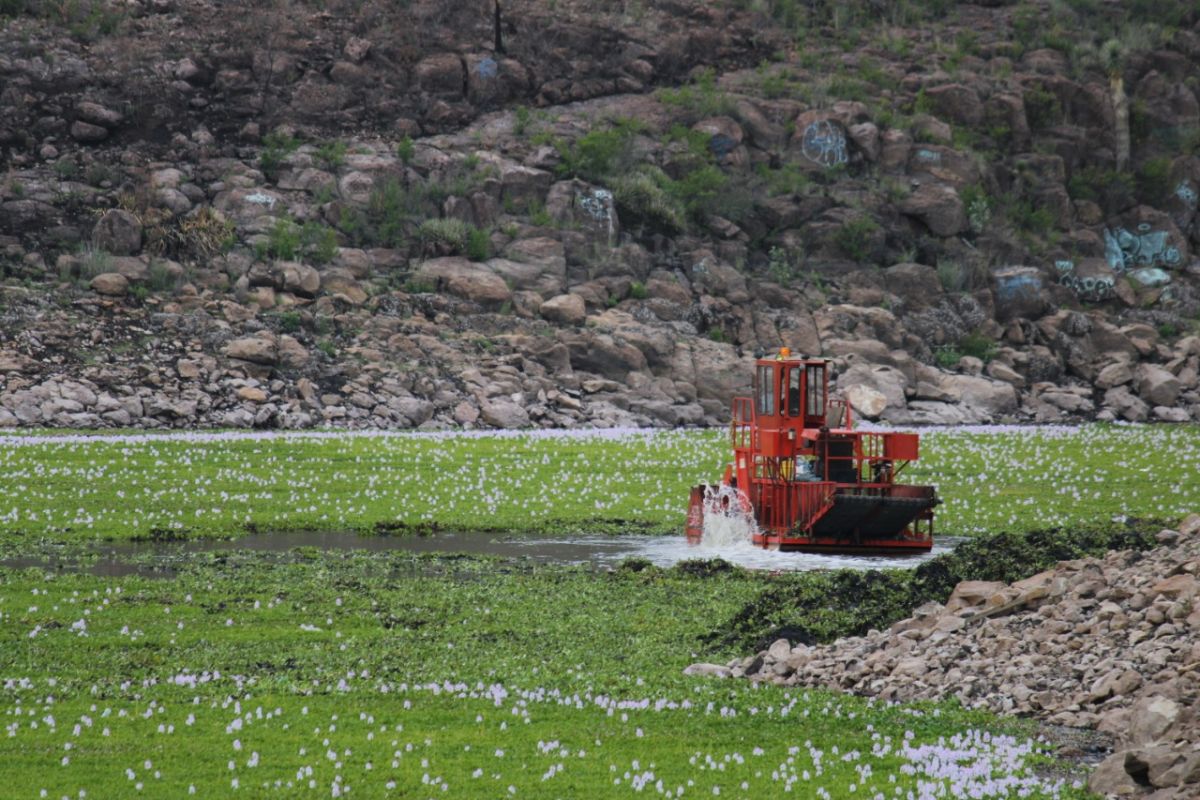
[1, 530, 962, 577]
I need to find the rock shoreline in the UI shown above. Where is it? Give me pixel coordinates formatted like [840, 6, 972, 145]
[4, 3, 1200, 432]
[689, 513, 1200, 798]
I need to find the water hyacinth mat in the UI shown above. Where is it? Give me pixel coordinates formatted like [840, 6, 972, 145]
[0, 424, 1196, 542]
[2, 555, 1092, 799]
[3, 423, 1197, 798]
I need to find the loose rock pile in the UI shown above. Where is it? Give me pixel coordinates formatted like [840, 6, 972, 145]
[688, 514, 1200, 798]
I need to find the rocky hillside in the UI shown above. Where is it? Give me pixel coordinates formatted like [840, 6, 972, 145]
[701, 512, 1200, 797]
[2, 0, 1200, 429]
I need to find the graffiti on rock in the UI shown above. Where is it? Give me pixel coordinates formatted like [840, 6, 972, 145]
[708, 134, 738, 159]
[996, 270, 1042, 303]
[801, 120, 848, 168]
[475, 57, 498, 79]
[1176, 181, 1197, 207]
[1055, 260, 1116, 302]
[1104, 224, 1181, 273]
[915, 148, 942, 164]
[244, 192, 277, 208]
[1129, 267, 1171, 288]
[576, 188, 617, 244]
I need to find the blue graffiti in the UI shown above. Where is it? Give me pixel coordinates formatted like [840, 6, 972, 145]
[1129, 267, 1171, 288]
[1176, 181, 1197, 207]
[1054, 259, 1115, 302]
[915, 148, 942, 164]
[801, 120, 847, 168]
[997, 272, 1041, 301]
[1104, 224, 1181, 273]
[577, 188, 617, 244]
[577, 188, 613, 221]
[475, 57, 498, 79]
[708, 133, 738, 158]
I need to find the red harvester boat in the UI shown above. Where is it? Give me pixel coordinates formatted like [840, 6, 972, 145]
[686, 349, 939, 553]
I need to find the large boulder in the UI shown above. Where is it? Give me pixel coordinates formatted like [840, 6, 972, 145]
[224, 333, 278, 366]
[92, 210, 142, 256]
[414, 257, 511, 309]
[1103, 385, 1150, 422]
[1135, 364, 1182, 407]
[489, 238, 567, 297]
[415, 53, 465, 96]
[923, 83, 984, 126]
[90, 273, 129, 296]
[837, 363, 909, 414]
[479, 398, 530, 429]
[884, 263, 942, 310]
[540, 293, 586, 326]
[939, 374, 1019, 417]
[279, 262, 321, 297]
[992, 266, 1049, 321]
[844, 385, 887, 419]
[899, 183, 966, 237]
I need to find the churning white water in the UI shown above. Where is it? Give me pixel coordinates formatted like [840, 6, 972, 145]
[698, 484, 757, 548]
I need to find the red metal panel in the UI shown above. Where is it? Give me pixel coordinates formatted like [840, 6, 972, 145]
[883, 433, 919, 461]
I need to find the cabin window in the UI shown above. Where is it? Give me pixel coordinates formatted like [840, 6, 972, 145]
[806, 364, 825, 416]
[756, 365, 775, 416]
[786, 368, 801, 417]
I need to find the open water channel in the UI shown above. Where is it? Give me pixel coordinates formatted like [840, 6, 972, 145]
[1, 529, 962, 577]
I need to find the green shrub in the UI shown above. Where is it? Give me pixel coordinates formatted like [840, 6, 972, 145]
[418, 218, 469, 251]
[53, 160, 79, 180]
[1011, 2, 1041, 51]
[756, 161, 809, 197]
[611, 168, 686, 234]
[1068, 165, 1135, 208]
[418, 218, 490, 259]
[465, 226, 491, 261]
[669, 164, 728, 220]
[657, 68, 735, 118]
[758, 68, 795, 100]
[257, 218, 301, 261]
[1136, 157, 1172, 205]
[278, 311, 302, 333]
[936, 261, 965, 292]
[514, 105, 532, 136]
[1023, 85, 1063, 130]
[364, 178, 410, 248]
[934, 345, 963, 368]
[833, 217, 881, 262]
[316, 140, 347, 169]
[827, 74, 871, 102]
[396, 136, 415, 164]
[260, 132, 301, 181]
[300, 222, 339, 264]
[76, 246, 112, 282]
[556, 128, 628, 183]
[255, 217, 338, 263]
[959, 331, 998, 362]
[912, 87, 933, 115]
[146, 260, 181, 292]
[1006, 197, 1056, 236]
[767, 246, 803, 287]
[403, 278, 436, 294]
[960, 184, 992, 234]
